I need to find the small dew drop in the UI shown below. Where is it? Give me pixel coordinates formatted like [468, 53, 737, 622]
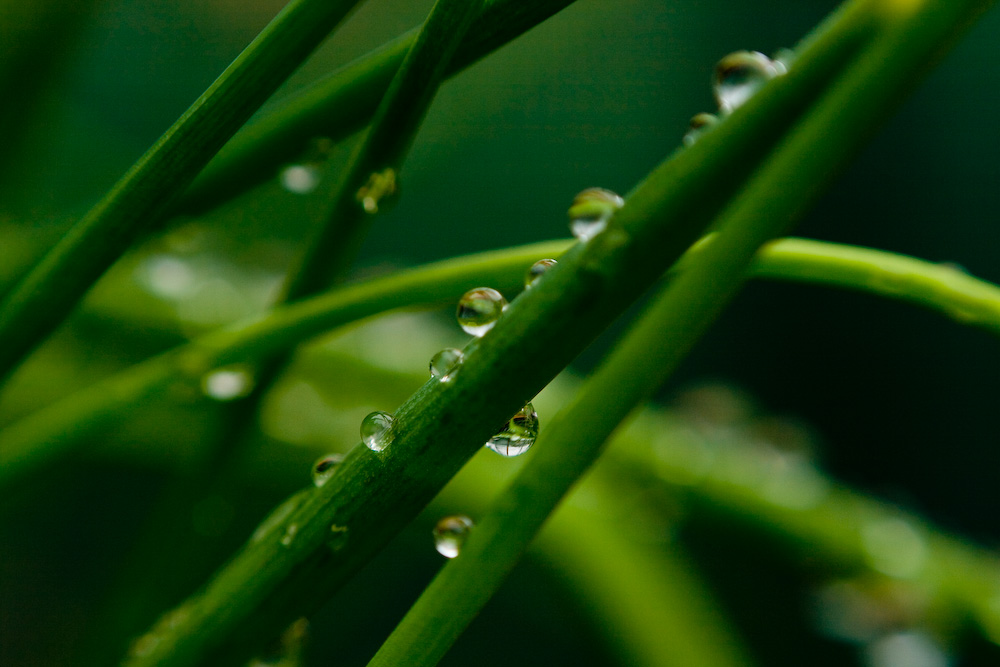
[568, 188, 624, 241]
[280, 523, 299, 547]
[456, 287, 507, 337]
[355, 168, 398, 214]
[524, 258, 558, 288]
[361, 411, 395, 452]
[429, 348, 464, 382]
[311, 453, 344, 487]
[683, 112, 719, 147]
[201, 365, 255, 401]
[486, 403, 539, 457]
[280, 164, 321, 194]
[713, 51, 783, 114]
[433, 515, 473, 558]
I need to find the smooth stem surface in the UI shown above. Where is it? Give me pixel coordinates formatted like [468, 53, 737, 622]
[366, 0, 998, 661]
[0, 0, 363, 384]
[178, 0, 580, 214]
[282, 0, 484, 300]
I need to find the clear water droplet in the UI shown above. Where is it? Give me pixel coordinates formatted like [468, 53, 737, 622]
[713, 51, 783, 114]
[456, 287, 507, 336]
[201, 365, 255, 401]
[312, 453, 344, 487]
[486, 403, 539, 457]
[524, 258, 558, 288]
[280, 523, 299, 547]
[682, 112, 719, 146]
[280, 164, 321, 194]
[433, 515, 473, 558]
[771, 48, 795, 75]
[429, 348, 464, 381]
[355, 168, 398, 214]
[568, 188, 624, 241]
[361, 411, 395, 452]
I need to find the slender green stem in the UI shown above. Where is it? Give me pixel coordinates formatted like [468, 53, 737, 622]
[365, 0, 999, 662]
[281, 0, 484, 300]
[0, 0, 364, 384]
[178, 0, 581, 215]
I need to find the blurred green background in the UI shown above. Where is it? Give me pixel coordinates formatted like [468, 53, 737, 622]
[1, 0, 998, 665]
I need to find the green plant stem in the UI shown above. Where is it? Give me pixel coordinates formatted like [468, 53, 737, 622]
[281, 0, 484, 300]
[4, 234, 998, 491]
[178, 0, 581, 215]
[0, 0, 364, 384]
[366, 0, 999, 661]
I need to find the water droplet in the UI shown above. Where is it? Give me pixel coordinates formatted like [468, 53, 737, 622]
[524, 258, 558, 288]
[201, 365, 255, 401]
[713, 51, 783, 114]
[280, 523, 299, 547]
[355, 168, 398, 214]
[568, 188, 624, 241]
[429, 348, 464, 382]
[486, 403, 539, 457]
[280, 164, 321, 194]
[771, 48, 795, 74]
[433, 515, 473, 558]
[682, 112, 719, 146]
[456, 287, 507, 336]
[361, 411, 395, 452]
[312, 453, 344, 487]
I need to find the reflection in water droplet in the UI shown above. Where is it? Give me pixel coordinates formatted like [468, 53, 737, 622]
[201, 365, 255, 401]
[356, 168, 398, 214]
[683, 112, 719, 146]
[861, 517, 927, 579]
[361, 411, 395, 452]
[568, 188, 625, 241]
[429, 348, 464, 382]
[524, 259, 558, 288]
[433, 515, 473, 558]
[486, 403, 539, 457]
[280, 164, 321, 194]
[312, 453, 344, 487]
[280, 523, 299, 547]
[713, 51, 783, 114]
[456, 287, 507, 336]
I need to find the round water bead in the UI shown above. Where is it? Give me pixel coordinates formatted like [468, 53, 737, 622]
[713, 51, 783, 114]
[682, 112, 719, 147]
[429, 348, 464, 382]
[433, 515, 473, 558]
[311, 453, 344, 487]
[486, 403, 539, 457]
[355, 168, 398, 214]
[456, 287, 507, 337]
[280, 164, 321, 194]
[568, 188, 625, 241]
[361, 411, 395, 452]
[524, 258, 558, 288]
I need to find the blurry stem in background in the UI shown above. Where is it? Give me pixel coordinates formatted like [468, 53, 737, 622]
[3, 235, 999, 502]
[0, 0, 365, 385]
[177, 0, 581, 215]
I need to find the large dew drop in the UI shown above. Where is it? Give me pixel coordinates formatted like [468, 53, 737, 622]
[355, 168, 398, 214]
[433, 515, 473, 558]
[713, 51, 783, 114]
[568, 188, 624, 241]
[456, 287, 507, 337]
[361, 411, 395, 452]
[311, 453, 344, 487]
[524, 258, 557, 288]
[486, 403, 539, 457]
[429, 348, 464, 382]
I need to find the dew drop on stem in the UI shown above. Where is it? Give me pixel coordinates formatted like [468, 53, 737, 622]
[429, 348, 464, 382]
[433, 515, 473, 558]
[683, 112, 719, 146]
[456, 287, 507, 336]
[311, 453, 344, 487]
[361, 411, 395, 452]
[713, 50, 783, 114]
[568, 188, 624, 241]
[486, 403, 539, 457]
[524, 258, 558, 288]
